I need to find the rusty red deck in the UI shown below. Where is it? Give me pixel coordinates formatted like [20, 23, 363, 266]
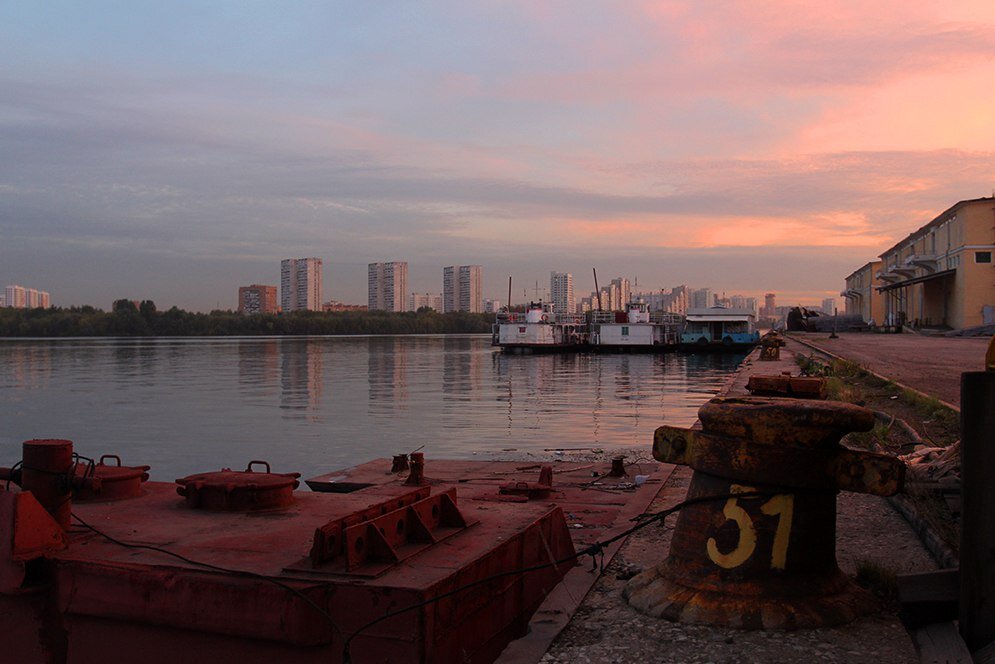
[1, 456, 672, 663]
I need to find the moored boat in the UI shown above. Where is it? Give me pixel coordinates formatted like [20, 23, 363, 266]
[492, 301, 587, 353]
[680, 306, 759, 352]
[589, 302, 681, 352]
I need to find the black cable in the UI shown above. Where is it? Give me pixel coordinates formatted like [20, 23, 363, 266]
[69, 486, 822, 664]
[69, 511, 344, 643]
[4, 460, 22, 491]
[340, 487, 795, 662]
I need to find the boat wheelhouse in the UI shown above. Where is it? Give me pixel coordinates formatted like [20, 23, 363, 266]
[589, 302, 681, 352]
[680, 306, 759, 351]
[492, 301, 586, 353]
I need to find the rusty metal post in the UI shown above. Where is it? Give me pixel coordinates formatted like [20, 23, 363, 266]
[390, 454, 409, 473]
[20, 439, 73, 530]
[608, 455, 627, 477]
[405, 452, 426, 486]
[625, 397, 905, 629]
[959, 363, 995, 651]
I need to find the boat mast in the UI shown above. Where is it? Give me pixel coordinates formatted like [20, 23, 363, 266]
[593, 268, 602, 311]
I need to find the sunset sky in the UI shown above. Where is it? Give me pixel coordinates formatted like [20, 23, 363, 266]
[2, 1, 994, 310]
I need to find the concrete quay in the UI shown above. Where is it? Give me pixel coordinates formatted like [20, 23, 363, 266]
[786, 331, 991, 409]
[530, 339, 937, 664]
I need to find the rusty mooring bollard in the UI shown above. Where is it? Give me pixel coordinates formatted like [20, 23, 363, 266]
[624, 396, 905, 629]
[404, 452, 427, 486]
[21, 439, 74, 530]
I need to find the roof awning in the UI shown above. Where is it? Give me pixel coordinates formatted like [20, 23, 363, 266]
[876, 269, 955, 292]
[686, 315, 753, 322]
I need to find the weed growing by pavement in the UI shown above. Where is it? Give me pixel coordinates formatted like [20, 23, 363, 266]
[854, 559, 899, 607]
[795, 351, 962, 553]
[845, 421, 893, 451]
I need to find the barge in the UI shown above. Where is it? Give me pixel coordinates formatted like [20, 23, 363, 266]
[0, 440, 670, 663]
[589, 302, 681, 352]
[680, 306, 760, 352]
[492, 301, 587, 353]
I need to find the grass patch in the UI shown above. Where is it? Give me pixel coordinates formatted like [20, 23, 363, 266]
[854, 559, 899, 606]
[794, 350, 962, 553]
[845, 421, 893, 451]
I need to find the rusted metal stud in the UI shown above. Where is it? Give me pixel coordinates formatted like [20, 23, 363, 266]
[175, 461, 300, 511]
[759, 332, 785, 361]
[624, 396, 905, 629]
[746, 374, 827, 399]
[72, 454, 151, 502]
[608, 455, 627, 477]
[20, 439, 74, 530]
[404, 452, 427, 486]
[390, 454, 409, 473]
[499, 465, 554, 499]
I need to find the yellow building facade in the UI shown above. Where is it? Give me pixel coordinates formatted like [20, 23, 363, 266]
[842, 260, 886, 325]
[861, 197, 995, 330]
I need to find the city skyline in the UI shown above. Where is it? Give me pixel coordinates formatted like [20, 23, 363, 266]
[3, 4, 995, 312]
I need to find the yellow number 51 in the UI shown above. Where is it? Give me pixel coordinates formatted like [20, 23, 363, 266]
[705, 484, 794, 570]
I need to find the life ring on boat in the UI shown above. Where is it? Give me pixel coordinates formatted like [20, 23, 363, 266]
[722, 336, 734, 347]
[541, 314, 549, 322]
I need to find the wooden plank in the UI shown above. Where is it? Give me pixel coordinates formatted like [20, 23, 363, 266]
[913, 622, 972, 664]
[974, 639, 995, 664]
[898, 569, 959, 629]
[960, 371, 995, 650]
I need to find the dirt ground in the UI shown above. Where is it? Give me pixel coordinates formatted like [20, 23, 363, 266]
[790, 332, 991, 408]
[535, 339, 940, 664]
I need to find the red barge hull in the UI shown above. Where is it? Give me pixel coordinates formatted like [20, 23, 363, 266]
[1, 452, 671, 663]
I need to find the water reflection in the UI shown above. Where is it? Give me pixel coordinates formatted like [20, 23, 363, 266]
[0, 337, 743, 480]
[368, 337, 408, 412]
[280, 339, 323, 413]
[237, 339, 278, 399]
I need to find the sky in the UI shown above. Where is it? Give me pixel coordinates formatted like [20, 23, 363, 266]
[2, 1, 994, 311]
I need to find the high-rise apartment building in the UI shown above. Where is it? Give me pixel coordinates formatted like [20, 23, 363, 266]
[822, 298, 836, 315]
[368, 262, 409, 312]
[280, 258, 323, 312]
[4, 285, 50, 309]
[609, 277, 630, 311]
[550, 272, 574, 315]
[410, 292, 443, 312]
[4, 285, 25, 308]
[443, 265, 483, 313]
[763, 293, 777, 316]
[238, 284, 278, 315]
[691, 288, 714, 309]
[484, 299, 501, 313]
[745, 297, 759, 317]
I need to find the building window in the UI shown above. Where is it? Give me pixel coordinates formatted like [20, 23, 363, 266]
[621, 326, 629, 336]
[976, 251, 992, 264]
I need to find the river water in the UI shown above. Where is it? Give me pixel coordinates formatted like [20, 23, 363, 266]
[0, 335, 742, 481]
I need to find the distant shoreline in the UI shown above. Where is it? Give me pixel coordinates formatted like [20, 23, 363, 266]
[0, 304, 494, 337]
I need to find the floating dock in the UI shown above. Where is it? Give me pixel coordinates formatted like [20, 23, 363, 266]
[1, 444, 672, 663]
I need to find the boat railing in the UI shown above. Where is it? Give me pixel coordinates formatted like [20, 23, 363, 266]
[556, 313, 587, 325]
[589, 311, 617, 324]
[651, 312, 684, 325]
[496, 312, 527, 324]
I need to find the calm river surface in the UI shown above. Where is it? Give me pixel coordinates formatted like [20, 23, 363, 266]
[0, 335, 743, 481]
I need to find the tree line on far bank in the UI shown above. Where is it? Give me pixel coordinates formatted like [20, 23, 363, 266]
[0, 300, 495, 337]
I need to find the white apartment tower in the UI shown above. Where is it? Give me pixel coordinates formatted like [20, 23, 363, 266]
[610, 277, 631, 310]
[280, 258, 323, 312]
[410, 292, 443, 312]
[691, 288, 714, 309]
[368, 262, 409, 312]
[550, 272, 574, 316]
[443, 265, 483, 313]
[3, 285, 50, 309]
